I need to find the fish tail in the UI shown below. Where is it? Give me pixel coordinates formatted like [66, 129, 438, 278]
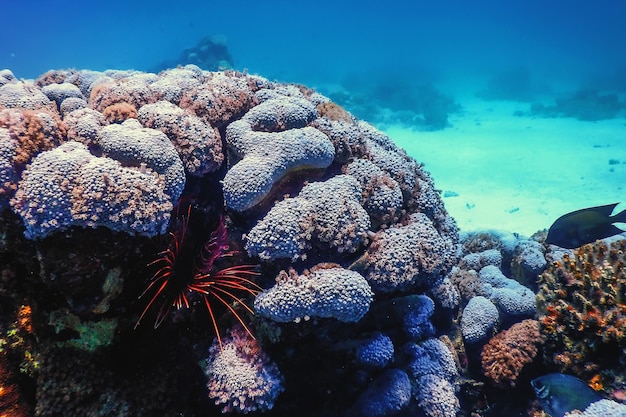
[612, 206, 626, 227]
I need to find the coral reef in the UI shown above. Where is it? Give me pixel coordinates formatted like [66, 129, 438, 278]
[355, 332, 395, 368]
[346, 368, 412, 417]
[460, 295, 499, 343]
[0, 65, 461, 417]
[223, 95, 334, 212]
[564, 399, 626, 417]
[137, 100, 223, 175]
[538, 239, 626, 393]
[481, 319, 544, 388]
[206, 326, 283, 413]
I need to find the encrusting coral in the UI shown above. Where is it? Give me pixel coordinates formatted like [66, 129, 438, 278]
[537, 239, 626, 394]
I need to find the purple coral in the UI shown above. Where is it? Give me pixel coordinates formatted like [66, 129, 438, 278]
[206, 326, 284, 414]
[253, 266, 373, 323]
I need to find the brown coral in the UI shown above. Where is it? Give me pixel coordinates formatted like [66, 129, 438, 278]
[102, 102, 138, 123]
[89, 75, 158, 112]
[317, 102, 354, 123]
[179, 71, 259, 128]
[0, 108, 66, 167]
[537, 239, 626, 392]
[481, 319, 543, 388]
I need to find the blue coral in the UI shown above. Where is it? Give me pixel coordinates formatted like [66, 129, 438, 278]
[253, 266, 373, 323]
[355, 332, 395, 368]
[403, 338, 458, 382]
[346, 369, 411, 417]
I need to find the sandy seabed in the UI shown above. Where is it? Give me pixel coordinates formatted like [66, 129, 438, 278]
[386, 97, 626, 236]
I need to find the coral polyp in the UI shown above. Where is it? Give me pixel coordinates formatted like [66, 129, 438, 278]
[537, 239, 626, 393]
[135, 208, 261, 346]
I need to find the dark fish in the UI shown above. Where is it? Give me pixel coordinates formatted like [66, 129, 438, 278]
[531, 373, 602, 417]
[546, 202, 626, 248]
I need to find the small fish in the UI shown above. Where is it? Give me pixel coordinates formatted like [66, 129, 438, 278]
[546, 202, 626, 248]
[531, 373, 602, 417]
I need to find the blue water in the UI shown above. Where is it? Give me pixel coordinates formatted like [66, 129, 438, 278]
[3, 0, 625, 92]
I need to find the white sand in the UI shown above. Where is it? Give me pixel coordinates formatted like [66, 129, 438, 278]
[384, 97, 625, 236]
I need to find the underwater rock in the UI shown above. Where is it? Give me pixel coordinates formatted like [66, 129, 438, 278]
[0, 66, 461, 417]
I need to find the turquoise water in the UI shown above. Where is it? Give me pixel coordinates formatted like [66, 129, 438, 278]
[3, 1, 625, 91]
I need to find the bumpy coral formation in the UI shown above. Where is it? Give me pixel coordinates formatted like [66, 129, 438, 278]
[364, 213, 455, 293]
[223, 95, 334, 212]
[137, 100, 223, 175]
[538, 239, 626, 391]
[206, 326, 284, 414]
[481, 319, 543, 388]
[11, 141, 174, 239]
[245, 175, 371, 261]
[346, 368, 412, 417]
[355, 332, 395, 368]
[461, 295, 499, 343]
[254, 265, 373, 323]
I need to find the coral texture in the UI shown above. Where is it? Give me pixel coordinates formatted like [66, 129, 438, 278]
[245, 175, 371, 261]
[355, 332, 395, 368]
[206, 326, 284, 414]
[11, 141, 173, 239]
[480, 319, 543, 388]
[137, 100, 223, 175]
[223, 95, 334, 212]
[365, 213, 455, 293]
[538, 239, 626, 390]
[254, 266, 373, 323]
[460, 295, 499, 343]
[347, 369, 412, 417]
